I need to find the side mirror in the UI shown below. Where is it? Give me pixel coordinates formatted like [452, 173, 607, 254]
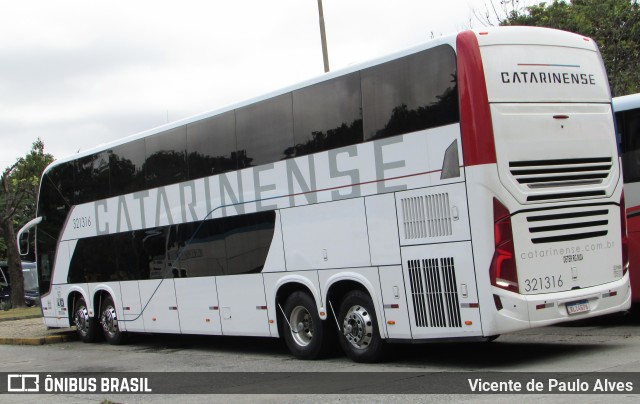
[17, 216, 42, 256]
[18, 231, 30, 256]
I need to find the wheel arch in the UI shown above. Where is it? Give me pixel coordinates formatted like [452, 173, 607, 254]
[66, 287, 89, 325]
[323, 272, 387, 339]
[273, 276, 322, 338]
[91, 285, 117, 319]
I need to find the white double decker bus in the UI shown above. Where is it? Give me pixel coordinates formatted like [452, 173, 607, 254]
[20, 27, 630, 362]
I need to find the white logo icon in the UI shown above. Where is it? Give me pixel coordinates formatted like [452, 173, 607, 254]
[7, 374, 40, 392]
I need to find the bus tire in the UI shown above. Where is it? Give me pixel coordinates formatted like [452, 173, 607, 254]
[100, 295, 126, 345]
[74, 296, 99, 343]
[282, 291, 331, 360]
[337, 290, 384, 363]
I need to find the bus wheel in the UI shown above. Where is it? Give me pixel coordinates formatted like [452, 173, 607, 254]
[100, 296, 126, 345]
[74, 297, 98, 343]
[282, 291, 330, 360]
[337, 290, 384, 363]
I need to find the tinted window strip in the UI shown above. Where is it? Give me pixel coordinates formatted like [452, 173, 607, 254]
[509, 157, 612, 167]
[529, 220, 608, 233]
[531, 230, 608, 244]
[526, 209, 608, 222]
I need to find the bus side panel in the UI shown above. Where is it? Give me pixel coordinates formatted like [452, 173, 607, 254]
[175, 277, 222, 335]
[401, 242, 482, 339]
[217, 273, 271, 337]
[280, 199, 370, 271]
[394, 183, 470, 246]
[138, 279, 179, 333]
[378, 266, 412, 339]
[119, 280, 145, 332]
[465, 164, 530, 336]
[45, 285, 73, 327]
[365, 193, 401, 266]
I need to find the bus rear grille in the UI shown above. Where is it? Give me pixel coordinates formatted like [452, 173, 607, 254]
[401, 193, 452, 239]
[509, 157, 612, 189]
[407, 257, 461, 328]
[526, 206, 609, 244]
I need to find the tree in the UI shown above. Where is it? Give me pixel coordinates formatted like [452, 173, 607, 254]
[0, 139, 54, 308]
[474, 0, 640, 96]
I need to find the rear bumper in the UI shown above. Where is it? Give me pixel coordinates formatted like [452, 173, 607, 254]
[490, 273, 631, 335]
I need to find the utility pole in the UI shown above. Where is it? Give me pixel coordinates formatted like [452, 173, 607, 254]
[317, 0, 330, 72]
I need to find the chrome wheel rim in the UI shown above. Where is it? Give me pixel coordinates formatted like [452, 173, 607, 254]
[101, 305, 119, 337]
[342, 305, 373, 349]
[289, 306, 313, 347]
[75, 305, 89, 336]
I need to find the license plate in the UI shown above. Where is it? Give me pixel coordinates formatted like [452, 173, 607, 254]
[566, 300, 590, 315]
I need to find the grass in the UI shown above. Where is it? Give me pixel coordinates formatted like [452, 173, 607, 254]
[0, 306, 41, 320]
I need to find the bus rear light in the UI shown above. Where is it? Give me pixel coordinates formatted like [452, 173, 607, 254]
[536, 302, 554, 310]
[490, 198, 519, 293]
[620, 192, 629, 275]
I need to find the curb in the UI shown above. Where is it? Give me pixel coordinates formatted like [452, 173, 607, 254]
[0, 333, 78, 346]
[0, 314, 42, 322]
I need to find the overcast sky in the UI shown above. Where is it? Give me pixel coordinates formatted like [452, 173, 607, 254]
[0, 0, 515, 171]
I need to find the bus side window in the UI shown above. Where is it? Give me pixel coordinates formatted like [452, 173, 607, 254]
[619, 109, 640, 183]
[361, 44, 459, 141]
[236, 93, 295, 168]
[75, 151, 110, 205]
[145, 125, 188, 189]
[110, 139, 146, 196]
[187, 111, 238, 180]
[292, 73, 363, 157]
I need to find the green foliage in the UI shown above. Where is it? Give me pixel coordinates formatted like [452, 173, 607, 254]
[0, 139, 54, 260]
[497, 0, 640, 96]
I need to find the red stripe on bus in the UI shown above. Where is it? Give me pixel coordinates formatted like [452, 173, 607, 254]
[456, 31, 496, 166]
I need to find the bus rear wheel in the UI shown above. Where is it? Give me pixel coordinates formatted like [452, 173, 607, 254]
[74, 296, 99, 343]
[337, 290, 384, 363]
[100, 296, 126, 345]
[282, 291, 332, 360]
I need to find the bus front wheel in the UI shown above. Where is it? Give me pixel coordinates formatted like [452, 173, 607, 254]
[100, 296, 126, 345]
[337, 290, 384, 363]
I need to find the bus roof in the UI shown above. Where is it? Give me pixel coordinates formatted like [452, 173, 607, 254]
[613, 93, 640, 113]
[41, 26, 599, 175]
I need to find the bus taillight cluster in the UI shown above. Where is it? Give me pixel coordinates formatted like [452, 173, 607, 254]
[620, 192, 629, 275]
[490, 198, 519, 293]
